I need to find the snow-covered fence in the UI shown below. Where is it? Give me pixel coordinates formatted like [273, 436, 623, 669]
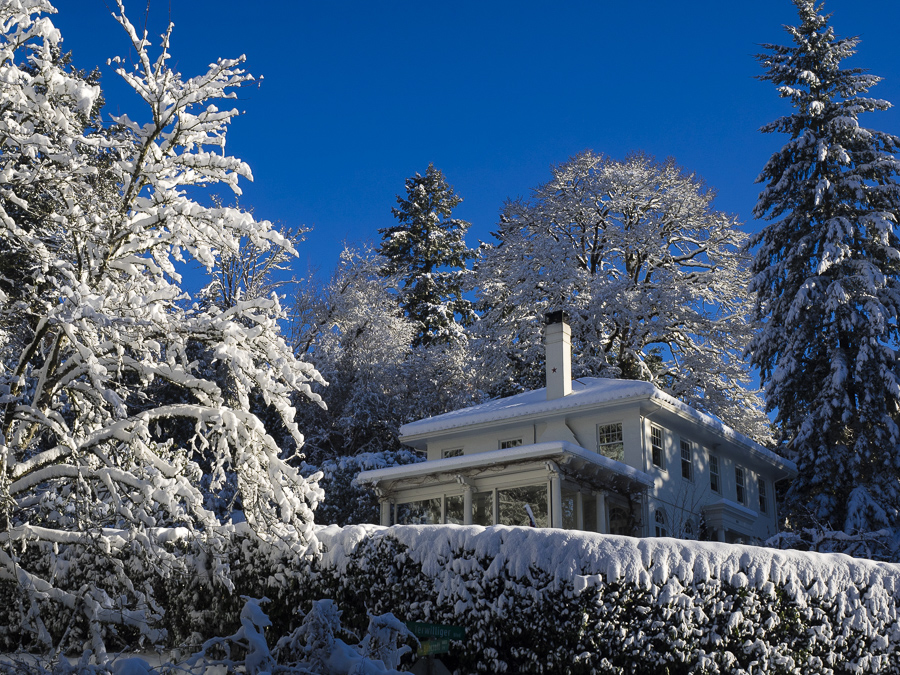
[315, 524, 900, 674]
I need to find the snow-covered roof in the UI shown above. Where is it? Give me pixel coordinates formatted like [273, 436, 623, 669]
[400, 377, 796, 473]
[357, 440, 654, 488]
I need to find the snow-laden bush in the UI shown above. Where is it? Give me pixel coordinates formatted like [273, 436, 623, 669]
[0, 596, 413, 674]
[313, 525, 900, 674]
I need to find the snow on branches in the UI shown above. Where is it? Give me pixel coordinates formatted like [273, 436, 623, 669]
[474, 151, 769, 442]
[0, 0, 324, 652]
[749, 0, 900, 537]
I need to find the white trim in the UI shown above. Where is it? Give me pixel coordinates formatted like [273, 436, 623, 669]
[357, 440, 654, 487]
[399, 377, 796, 476]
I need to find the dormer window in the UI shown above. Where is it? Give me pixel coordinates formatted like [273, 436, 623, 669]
[500, 438, 523, 450]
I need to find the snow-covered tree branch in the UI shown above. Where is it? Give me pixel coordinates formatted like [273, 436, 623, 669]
[473, 151, 769, 441]
[749, 0, 900, 542]
[0, 0, 324, 651]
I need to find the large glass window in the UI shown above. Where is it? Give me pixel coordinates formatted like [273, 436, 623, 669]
[399, 498, 441, 524]
[582, 494, 598, 532]
[680, 439, 693, 481]
[598, 423, 624, 461]
[710, 455, 721, 494]
[651, 426, 664, 468]
[473, 490, 493, 526]
[498, 485, 548, 527]
[561, 488, 578, 530]
[446, 495, 465, 524]
[608, 505, 632, 536]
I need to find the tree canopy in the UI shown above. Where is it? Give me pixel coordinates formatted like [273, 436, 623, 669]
[473, 151, 769, 441]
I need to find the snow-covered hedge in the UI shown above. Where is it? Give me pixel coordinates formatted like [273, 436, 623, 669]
[313, 525, 900, 674]
[9, 524, 898, 673]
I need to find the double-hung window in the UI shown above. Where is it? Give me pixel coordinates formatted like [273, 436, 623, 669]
[680, 439, 693, 481]
[651, 426, 664, 469]
[758, 477, 768, 513]
[710, 455, 721, 494]
[735, 466, 746, 505]
[598, 423, 624, 461]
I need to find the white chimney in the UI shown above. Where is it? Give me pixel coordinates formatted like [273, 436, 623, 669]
[544, 311, 572, 400]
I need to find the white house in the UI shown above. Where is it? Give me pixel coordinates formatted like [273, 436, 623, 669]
[357, 313, 796, 542]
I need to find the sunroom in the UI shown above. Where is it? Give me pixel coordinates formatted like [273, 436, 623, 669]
[356, 440, 653, 534]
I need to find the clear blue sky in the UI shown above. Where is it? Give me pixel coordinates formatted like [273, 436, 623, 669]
[52, 1, 900, 278]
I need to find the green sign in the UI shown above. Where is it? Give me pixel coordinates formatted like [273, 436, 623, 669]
[406, 621, 466, 641]
[418, 638, 451, 656]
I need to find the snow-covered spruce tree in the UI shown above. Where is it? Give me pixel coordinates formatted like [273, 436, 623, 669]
[0, 0, 324, 654]
[378, 163, 475, 347]
[749, 0, 900, 541]
[291, 246, 477, 524]
[474, 151, 769, 441]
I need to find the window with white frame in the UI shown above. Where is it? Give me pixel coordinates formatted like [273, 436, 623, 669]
[500, 438, 523, 449]
[680, 439, 693, 481]
[654, 508, 668, 537]
[684, 519, 696, 539]
[441, 448, 463, 459]
[598, 422, 624, 461]
[710, 455, 721, 494]
[735, 466, 746, 505]
[651, 426, 664, 468]
[758, 476, 768, 514]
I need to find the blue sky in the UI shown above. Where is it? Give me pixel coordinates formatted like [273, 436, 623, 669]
[52, 1, 900, 278]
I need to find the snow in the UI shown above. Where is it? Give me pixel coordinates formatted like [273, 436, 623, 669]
[400, 377, 796, 472]
[317, 523, 900, 602]
[356, 440, 653, 487]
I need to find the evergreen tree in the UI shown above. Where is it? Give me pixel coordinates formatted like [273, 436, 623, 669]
[378, 164, 475, 347]
[749, 0, 900, 537]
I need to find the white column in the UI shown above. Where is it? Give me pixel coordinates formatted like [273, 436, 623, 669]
[380, 500, 391, 527]
[491, 489, 499, 526]
[393, 502, 398, 526]
[463, 487, 473, 526]
[640, 492, 650, 537]
[596, 490, 608, 534]
[549, 468, 563, 529]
